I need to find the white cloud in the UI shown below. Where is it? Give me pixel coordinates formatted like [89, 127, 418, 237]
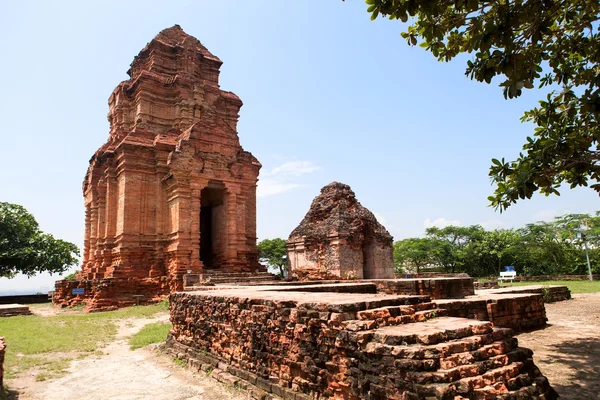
[257, 179, 304, 198]
[424, 217, 461, 229]
[479, 219, 505, 230]
[264, 161, 321, 177]
[257, 160, 321, 198]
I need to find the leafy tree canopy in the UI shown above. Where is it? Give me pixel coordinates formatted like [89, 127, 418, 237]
[0, 202, 80, 278]
[257, 238, 288, 277]
[393, 237, 436, 273]
[426, 225, 484, 272]
[363, 0, 600, 210]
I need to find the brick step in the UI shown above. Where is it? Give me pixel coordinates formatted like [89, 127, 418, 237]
[439, 340, 523, 369]
[363, 327, 513, 359]
[409, 349, 532, 384]
[208, 275, 276, 280]
[184, 277, 279, 290]
[343, 309, 446, 332]
[370, 317, 498, 346]
[210, 277, 278, 285]
[357, 302, 439, 320]
[202, 274, 275, 279]
[452, 368, 551, 398]
[200, 271, 273, 277]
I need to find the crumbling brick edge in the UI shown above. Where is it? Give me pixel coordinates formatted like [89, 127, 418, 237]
[162, 339, 307, 400]
[0, 337, 6, 395]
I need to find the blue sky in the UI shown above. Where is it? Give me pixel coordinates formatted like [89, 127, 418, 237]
[1, 1, 598, 293]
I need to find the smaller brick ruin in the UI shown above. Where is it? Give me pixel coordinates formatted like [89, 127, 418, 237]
[0, 304, 32, 317]
[287, 182, 394, 280]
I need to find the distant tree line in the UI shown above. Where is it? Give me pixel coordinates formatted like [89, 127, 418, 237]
[394, 212, 600, 277]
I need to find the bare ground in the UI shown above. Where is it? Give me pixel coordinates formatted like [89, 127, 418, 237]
[7, 313, 249, 400]
[517, 293, 600, 400]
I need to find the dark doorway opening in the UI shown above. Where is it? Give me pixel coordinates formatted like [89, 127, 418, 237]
[362, 233, 375, 279]
[200, 185, 225, 269]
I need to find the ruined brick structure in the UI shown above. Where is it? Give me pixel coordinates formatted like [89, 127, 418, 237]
[287, 182, 394, 280]
[55, 25, 262, 309]
[168, 283, 559, 399]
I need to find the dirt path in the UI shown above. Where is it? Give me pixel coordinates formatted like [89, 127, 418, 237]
[517, 293, 600, 400]
[11, 314, 249, 400]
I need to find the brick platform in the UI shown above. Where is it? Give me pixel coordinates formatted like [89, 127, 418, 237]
[186, 277, 474, 299]
[168, 286, 558, 399]
[482, 285, 572, 303]
[0, 304, 32, 317]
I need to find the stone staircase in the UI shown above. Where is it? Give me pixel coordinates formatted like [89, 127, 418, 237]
[331, 300, 557, 399]
[187, 271, 278, 287]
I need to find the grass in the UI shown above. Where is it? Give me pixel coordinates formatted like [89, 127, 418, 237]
[0, 301, 169, 381]
[129, 322, 172, 350]
[501, 280, 600, 293]
[172, 356, 187, 368]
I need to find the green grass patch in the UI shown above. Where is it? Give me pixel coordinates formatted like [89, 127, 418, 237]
[129, 322, 172, 350]
[501, 280, 600, 293]
[172, 356, 187, 368]
[0, 301, 169, 382]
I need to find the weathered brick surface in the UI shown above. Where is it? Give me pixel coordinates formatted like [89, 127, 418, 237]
[54, 277, 169, 311]
[436, 294, 548, 331]
[0, 337, 5, 392]
[54, 25, 263, 311]
[0, 304, 32, 317]
[168, 288, 557, 399]
[473, 281, 500, 289]
[371, 277, 475, 299]
[482, 285, 571, 303]
[287, 183, 394, 280]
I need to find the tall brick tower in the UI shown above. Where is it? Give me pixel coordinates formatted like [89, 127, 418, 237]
[55, 25, 262, 309]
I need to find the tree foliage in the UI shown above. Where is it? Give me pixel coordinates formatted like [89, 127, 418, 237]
[393, 237, 436, 273]
[426, 225, 484, 272]
[257, 238, 288, 277]
[363, 0, 600, 210]
[0, 202, 80, 278]
[393, 211, 600, 277]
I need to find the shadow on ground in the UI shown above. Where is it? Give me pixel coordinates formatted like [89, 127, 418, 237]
[547, 337, 600, 400]
[4, 387, 20, 400]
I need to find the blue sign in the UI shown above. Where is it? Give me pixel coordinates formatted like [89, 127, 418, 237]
[504, 266, 515, 272]
[72, 288, 85, 295]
